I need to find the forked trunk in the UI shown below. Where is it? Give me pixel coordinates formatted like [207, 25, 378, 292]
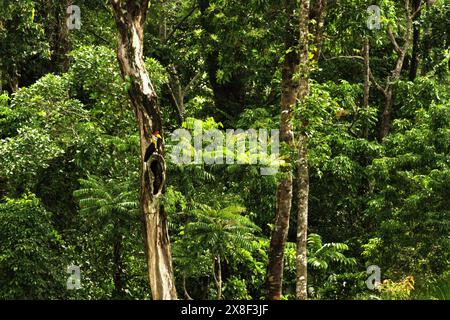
[378, 0, 413, 141]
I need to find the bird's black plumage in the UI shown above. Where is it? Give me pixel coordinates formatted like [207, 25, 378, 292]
[144, 143, 156, 162]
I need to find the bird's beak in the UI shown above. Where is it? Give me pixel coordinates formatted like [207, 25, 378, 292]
[156, 134, 162, 139]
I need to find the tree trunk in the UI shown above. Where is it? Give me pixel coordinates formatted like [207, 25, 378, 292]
[167, 67, 202, 123]
[378, 43, 407, 141]
[201, 277, 210, 300]
[363, 37, 370, 139]
[8, 73, 19, 93]
[56, 0, 72, 73]
[379, 88, 394, 141]
[182, 276, 193, 300]
[266, 0, 299, 300]
[41, 0, 72, 73]
[112, 230, 125, 299]
[167, 65, 186, 122]
[217, 255, 222, 300]
[213, 255, 222, 300]
[296, 135, 309, 299]
[110, 0, 177, 300]
[312, 0, 326, 62]
[295, 0, 310, 301]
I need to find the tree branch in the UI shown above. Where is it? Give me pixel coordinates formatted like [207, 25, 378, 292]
[165, 4, 199, 43]
[387, 26, 403, 55]
[183, 70, 203, 95]
[324, 55, 364, 61]
[369, 68, 387, 96]
[212, 257, 219, 289]
[183, 276, 194, 300]
[410, 1, 423, 19]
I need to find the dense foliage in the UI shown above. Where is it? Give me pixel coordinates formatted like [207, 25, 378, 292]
[0, 0, 448, 300]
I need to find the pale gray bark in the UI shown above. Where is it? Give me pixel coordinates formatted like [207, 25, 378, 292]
[110, 0, 177, 300]
[295, 0, 310, 301]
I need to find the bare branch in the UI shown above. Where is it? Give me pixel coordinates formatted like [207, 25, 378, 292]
[324, 55, 364, 61]
[183, 70, 203, 95]
[387, 26, 403, 55]
[369, 68, 387, 96]
[183, 276, 194, 300]
[411, 1, 423, 19]
[167, 82, 181, 112]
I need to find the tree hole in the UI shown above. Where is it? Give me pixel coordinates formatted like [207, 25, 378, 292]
[150, 159, 163, 195]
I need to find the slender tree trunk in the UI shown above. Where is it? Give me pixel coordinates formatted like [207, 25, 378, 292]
[266, 0, 299, 300]
[296, 135, 309, 299]
[112, 230, 125, 299]
[312, 0, 326, 62]
[167, 68, 202, 123]
[217, 255, 222, 300]
[213, 255, 222, 300]
[55, 0, 72, 72]
[201, 277, 209, 299]
[42, 0, 72, 73]
[157, 0, 168, 41]
[110, 0, 177, 300]
[378, 41, 408, 141]
[8, 72, 19, 93]
[295, 0, 310, 301]
[363, 37, 370, 139]
[182, 276, 193, 300]
[167, 65, 186, 122]
[379, 89, 394, 141]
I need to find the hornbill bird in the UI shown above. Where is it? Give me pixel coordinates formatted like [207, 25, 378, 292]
[144, 130, 162, 162]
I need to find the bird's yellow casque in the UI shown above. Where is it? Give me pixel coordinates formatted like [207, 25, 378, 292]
[151, 131, 162, 148]
[144, 131, 162, 162]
